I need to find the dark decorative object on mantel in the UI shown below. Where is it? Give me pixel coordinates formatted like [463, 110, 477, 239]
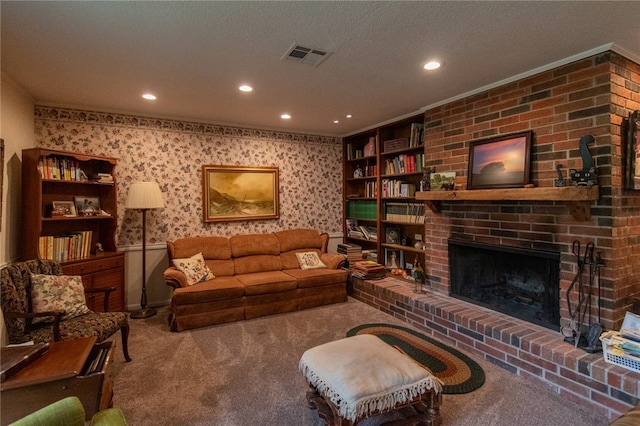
[570, 135, 598, 187]
[420, 168, 432, 192]
[554, 164, 566, 187]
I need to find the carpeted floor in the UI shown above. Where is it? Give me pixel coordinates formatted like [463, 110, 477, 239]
[111, 297, 607, 425]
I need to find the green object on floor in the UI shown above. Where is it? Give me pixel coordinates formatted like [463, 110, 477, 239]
[9, 396, 128, 426]
[347, 323, 485, 394]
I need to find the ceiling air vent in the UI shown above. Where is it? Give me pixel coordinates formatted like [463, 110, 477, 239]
[282, 43, 331, 67]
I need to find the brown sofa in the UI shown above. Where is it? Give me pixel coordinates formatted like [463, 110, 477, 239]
[164, 229, 348, 331]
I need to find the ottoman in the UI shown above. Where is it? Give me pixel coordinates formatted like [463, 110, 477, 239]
[299, 334, 443, 426]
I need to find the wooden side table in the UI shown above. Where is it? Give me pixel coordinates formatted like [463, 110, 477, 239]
[0, 337, 115, 425]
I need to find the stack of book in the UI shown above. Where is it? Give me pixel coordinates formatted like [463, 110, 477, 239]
[350, 260, 386, 280]
[337, 243, 362, 263]
[95, 173, 114, 183]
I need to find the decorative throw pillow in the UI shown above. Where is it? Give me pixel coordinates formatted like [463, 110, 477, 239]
[172, 252, 215, 285]
[30, 274, 91, 324]
[295, 251, 327, 270]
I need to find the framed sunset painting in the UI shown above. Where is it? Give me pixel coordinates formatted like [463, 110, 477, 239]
[467, 131, 533, 189]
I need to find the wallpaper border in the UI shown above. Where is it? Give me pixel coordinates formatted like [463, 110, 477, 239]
[34, 106, 342, 145]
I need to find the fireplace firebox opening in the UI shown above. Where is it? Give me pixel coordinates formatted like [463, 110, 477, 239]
[448, 239, 560, 330]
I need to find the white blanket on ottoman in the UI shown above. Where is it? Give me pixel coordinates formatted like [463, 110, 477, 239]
[299, 334, 443, 422]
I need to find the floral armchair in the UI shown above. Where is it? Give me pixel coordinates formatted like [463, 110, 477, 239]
[1, 259, 130, 362]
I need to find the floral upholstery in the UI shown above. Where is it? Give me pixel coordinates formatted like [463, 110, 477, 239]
[0, 259, 131, 362]
[29, 312, 127, 343]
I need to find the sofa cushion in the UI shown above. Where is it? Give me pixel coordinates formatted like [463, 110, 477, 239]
[204, 259, 236, 277]
[276, 229, 326, 270]
[170, 236, 232, 261]
[234, 255, 283, 275]
[284, 268, 348, 288]
[235, 271, 297, 296]
[172, 253, 215, 285]
[230, 233, 280, 257]
[171, 276, 245, 305]
[295, 252, 327, 270]
[274, 229, 323, 252]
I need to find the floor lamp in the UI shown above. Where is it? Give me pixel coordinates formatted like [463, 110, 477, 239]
[125, 181, 164, 319]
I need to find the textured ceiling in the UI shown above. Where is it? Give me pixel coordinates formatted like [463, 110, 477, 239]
[2, 1, 639, 137]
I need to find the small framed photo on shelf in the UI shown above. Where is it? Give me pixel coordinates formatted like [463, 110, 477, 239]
[384, 248, 404, 269]
[430, 172, 456, 191]
[51, 201, 76, 217]
[346, 218, 359, 237]
[74, 196, 100, 216]
[385, 227, 401, 244]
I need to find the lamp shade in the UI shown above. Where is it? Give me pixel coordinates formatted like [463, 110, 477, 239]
[125, 181, 165, 209]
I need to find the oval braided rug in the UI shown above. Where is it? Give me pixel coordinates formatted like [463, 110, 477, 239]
[347, 323, 485, 394]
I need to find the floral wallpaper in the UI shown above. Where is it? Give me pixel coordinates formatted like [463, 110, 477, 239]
[34, 107, 344, 246]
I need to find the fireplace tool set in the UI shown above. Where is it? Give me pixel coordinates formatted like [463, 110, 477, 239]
[562, 240, 604, 352]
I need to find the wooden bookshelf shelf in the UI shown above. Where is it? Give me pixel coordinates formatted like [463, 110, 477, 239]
[415, 185, 600, 221]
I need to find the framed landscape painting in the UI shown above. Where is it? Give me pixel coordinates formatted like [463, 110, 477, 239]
[467, 131, 532, 189]
[202, 165, 279, 223]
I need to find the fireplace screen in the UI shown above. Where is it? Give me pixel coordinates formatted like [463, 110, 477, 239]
[449, 239, 560, 330]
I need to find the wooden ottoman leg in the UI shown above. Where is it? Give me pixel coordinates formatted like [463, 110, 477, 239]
[412, 389, 442, 426]
[305, 384, 354, 426]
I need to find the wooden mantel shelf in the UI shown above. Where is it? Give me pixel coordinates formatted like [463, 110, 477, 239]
[415, 185, 600, 221]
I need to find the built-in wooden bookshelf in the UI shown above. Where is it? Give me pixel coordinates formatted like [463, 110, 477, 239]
[343, 114, 426, 271]
[22, 148, 124, 311]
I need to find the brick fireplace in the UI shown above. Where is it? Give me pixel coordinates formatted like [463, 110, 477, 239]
[350, 50, 640, 421]
[420, 50, 640, 333]
[448, 238, 560, 330]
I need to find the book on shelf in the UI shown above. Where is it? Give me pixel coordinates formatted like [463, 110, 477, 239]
[38, 156, 84, 181]
[358, 225, 377, 241]
[39, 231, 93, 262]
[381, 179, 416, 198]
[346, 200, 377, 220]
[409, 123, 424, 147]
[384, 202, 425, 223]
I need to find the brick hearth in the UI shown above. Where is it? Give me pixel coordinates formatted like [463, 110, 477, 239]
[349, 276, 640, 421]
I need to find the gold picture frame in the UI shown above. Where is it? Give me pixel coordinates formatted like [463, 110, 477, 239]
[202, 165, 279, 223]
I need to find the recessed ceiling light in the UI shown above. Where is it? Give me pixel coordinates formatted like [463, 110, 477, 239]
[239, 85, 253, 92]
[281, 113, 291, 119]
[142, 93, 157, 100]
[423, 61, 441, 70]
[346, 115, 352, 118]
[333, 120, 340, 124]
